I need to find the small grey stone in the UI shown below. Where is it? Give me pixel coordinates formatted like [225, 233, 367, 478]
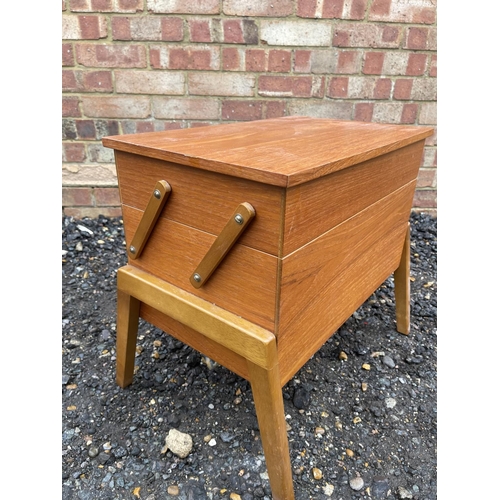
[88, 445, 99, 458]
[397, 486, 413, 498]
[383, 356, 396, 368]
[292, 387, 311, 409]
[96, 452, 111, 464]
[161, 429, 193, 458]
[349, 476, 364, 491]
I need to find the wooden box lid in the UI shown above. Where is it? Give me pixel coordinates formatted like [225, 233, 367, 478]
[102, 116, 434, 187]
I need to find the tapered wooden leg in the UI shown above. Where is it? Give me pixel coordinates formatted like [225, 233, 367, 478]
[116, 289, 140, 388]
[394, 224, 410, 335]
[248, 360, 295, 500]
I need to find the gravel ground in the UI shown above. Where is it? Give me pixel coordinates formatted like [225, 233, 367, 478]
[62, 211, 437, 500]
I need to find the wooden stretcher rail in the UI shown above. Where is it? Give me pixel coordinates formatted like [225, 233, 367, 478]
[117, 265, 277, 370]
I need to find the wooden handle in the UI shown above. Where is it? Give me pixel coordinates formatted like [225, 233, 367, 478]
[128, 180, 171, 259]
[190, 202, 255, 288]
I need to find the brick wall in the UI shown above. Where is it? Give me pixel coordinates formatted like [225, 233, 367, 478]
[62, 0, 437, 218]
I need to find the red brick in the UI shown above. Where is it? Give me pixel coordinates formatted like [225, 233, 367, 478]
[294, 50, 311, 72]
[406, 28, 429, 50]
[83, 70, 113, 91]
[259, 76, 313, 97]
[363, 52, 384, 74]
[337, 50, 360, 73]
[322, 0, 343, 17]
[222, 19, 259, 45]
[369, 0, 391, 17]
[112, 17, 131, 39]
[334, 23, 398, 48]
[328, 77, 348, 98]
[76, 120, 96, 139]
[417, 169, 436, 189]
[117, 0, 143, 12]
[79, 15, 107, 38]
[382, 26, 400, 43]
[394, 79, 413, 100]
[401, 103, 418, 124]
[76, 44, 147, 68]
[223, 19, 244, 43]
[222, 100, 263, 121]
[63, 143, 86, 162]
[94, 187, 121, 206]
[92, 0, 112, 10]
[70, 0, 90, 11]
[374, 78, 391, 99]
[406, 54, 427, 76]
[246, 49, 266, 72]
[355, 103, 374, 122]
[265, 101, 286, 118]
[189, 19, 211, 42]
[169, 47, 217, 70]
[413, 189, 436, 209]
[268, 50, 291, 72]
[63, 97, 81, 117]
[297, 0, 316, 17]
[136, 121, 155, 133]
[161, 18, 183, 41]
[224, 0, 294, 17]
[350, 0, 368, 20]
[62, 43, 74, 66]
[222, 48, 241, 71]
[62, 187, 93, 207]
[63, 70, 78, 91]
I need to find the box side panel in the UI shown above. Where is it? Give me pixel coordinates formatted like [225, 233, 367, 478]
[122, 205, 278, 332]
[140, 303, 250, 381]
[282, 141, 425, 256]
[277, 182, 415, 385]
[115, 151, 283, 256]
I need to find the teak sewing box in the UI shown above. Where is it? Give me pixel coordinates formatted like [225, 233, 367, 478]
[103, 116, 434, 499]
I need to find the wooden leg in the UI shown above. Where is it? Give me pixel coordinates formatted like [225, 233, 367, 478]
[116, 289, 140, 388]
[247, 360, 295, 500]
[394, 224, 410, 335]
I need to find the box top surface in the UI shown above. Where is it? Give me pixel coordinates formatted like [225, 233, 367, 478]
[103, 116, 434, 187]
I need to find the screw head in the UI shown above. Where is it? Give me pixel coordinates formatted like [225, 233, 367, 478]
[154, 189, 161, 199]
[193, 273, 201, 283]
[129, 245, 136, 254]
[234, 214, 244, 225]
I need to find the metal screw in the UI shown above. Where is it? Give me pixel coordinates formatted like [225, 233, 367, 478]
[193, 273, 201, 283]
[129, 245, 136, 254]
[234, 214, 244, 225]
[154, 189, 161, 199]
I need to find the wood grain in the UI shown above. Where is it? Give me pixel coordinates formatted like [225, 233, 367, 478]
[104, 116, 434, 187]
[190, 202, 255, 288]
[394, 223, 411, 335]
[277, 182, 415, 385]
[282, 141, 425, 255]
[118, 265, 277, 370]
[115, 150, 285, 256]
[247, 360, 295, 499]
[116, 290, 141, 388]
[122, 205, 278, 332]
